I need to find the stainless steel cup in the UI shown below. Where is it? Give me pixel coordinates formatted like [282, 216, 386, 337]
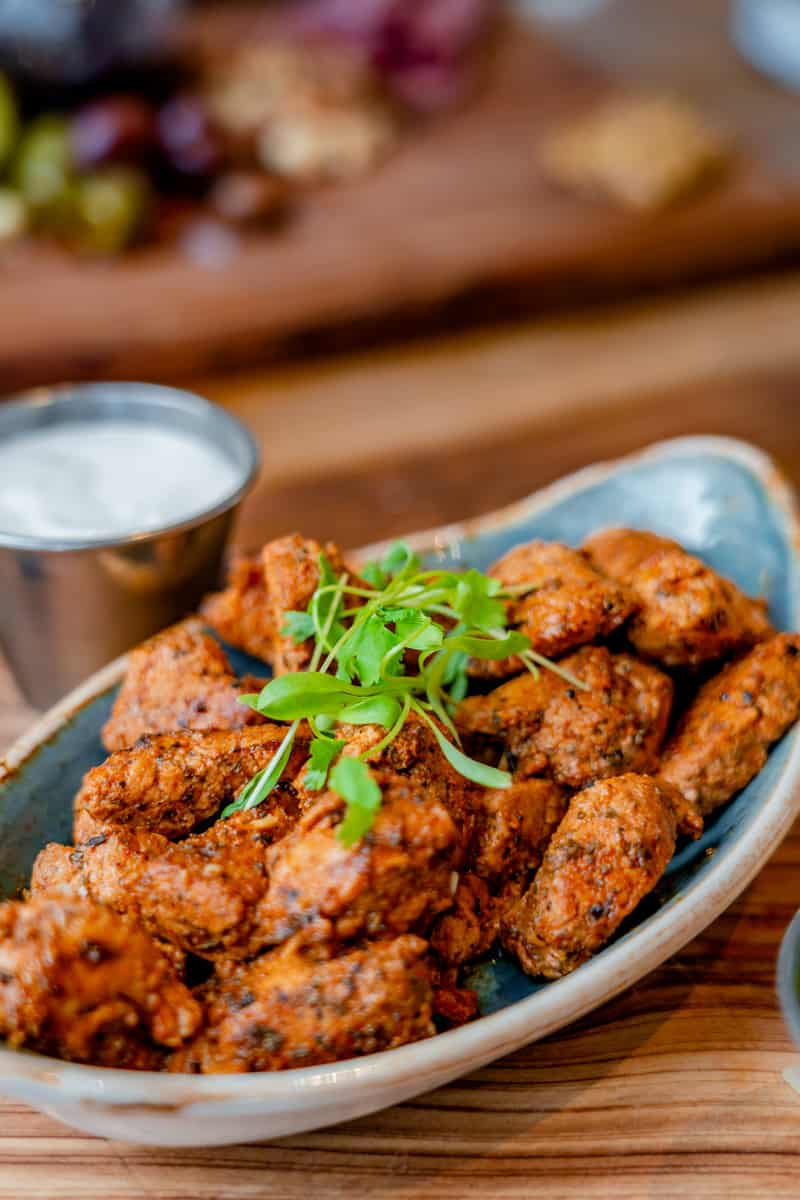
[0, 382, 259, 709]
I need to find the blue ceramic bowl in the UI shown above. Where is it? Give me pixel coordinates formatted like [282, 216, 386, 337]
[1, 435, 799, 1147]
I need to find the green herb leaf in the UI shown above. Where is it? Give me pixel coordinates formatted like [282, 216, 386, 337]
[424, 717, 512, 789]
[338, 695, 401, 728]
[340, 614, 400, 686]
[380, 541, 420, 578]
[361, 560, 387, 589]
[330, 757, 383, 846]
[281, 610, 315, 643]
[254, 672, 368, 720]
[238, 693, 264, 710]
[448, 630, 529, 660]
[304, 736, 343, 791]
[451, 569, 507, 632]
[221, 723, 297, 817]
[393, 610, 444, 651]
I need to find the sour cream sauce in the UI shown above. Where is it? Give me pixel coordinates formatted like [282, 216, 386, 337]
[0, 420, 240, 541]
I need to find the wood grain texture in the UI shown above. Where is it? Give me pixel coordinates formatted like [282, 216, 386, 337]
[2, 0, 800, 390]
[4, 280, 800, 1194]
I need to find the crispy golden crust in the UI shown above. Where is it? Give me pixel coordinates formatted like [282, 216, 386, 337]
[429, 874, 524, 969]
[201, 555, 275, 664]
[660, 633, 800, 817]
[257, 774, 461, 947]
[584, 529, 773, 667]
[75, 725, 307, 841]
[261, 534, 347, 675]
[34, 803, 292, 962]
[328, 712, 479, 843]
[583, 528, 681, 580]
[169, 934, 434, 1074]
[457, 646, 673, 790]
[471, 540, 634, 678]
[502, 774, 679, 979]
[470, 778, 568, 881]
[0, 894, 201, 1066]
[102, 619, 266, 752]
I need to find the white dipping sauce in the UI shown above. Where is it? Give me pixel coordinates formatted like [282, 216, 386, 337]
[0, 420, 241, 540]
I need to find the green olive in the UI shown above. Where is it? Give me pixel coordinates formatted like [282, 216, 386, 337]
[13, 116, 75, 227]
[0, 187, 27, 240]
[0, 74, 19, 170]
[74, 166, 151, 254]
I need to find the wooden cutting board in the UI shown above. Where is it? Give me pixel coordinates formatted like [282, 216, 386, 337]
[2, 0, 800, 390]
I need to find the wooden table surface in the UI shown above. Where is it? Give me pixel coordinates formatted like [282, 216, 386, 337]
[5, 272, 800, 1197]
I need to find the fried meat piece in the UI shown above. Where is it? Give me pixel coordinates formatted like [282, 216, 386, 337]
[472, 540, 634, 677]
[34, 804, 288, 962]
[201, 554, 275, 664]
[328, 711, 479, 841]
[257, 775, 461, 947]
[470, 778, 568, 882]
[502, 774, 679, 979]
[169, 934, 434, 1074]
[660, 633, 800, 817]
[75, 725, 307, 842]
[262, 533, 352, 675]
[102, 618, 266, 752]
[457, 646, 673, 790]
[38, 772, 460, 961]
[428, 781, 566, 969]
[0, 894, 201, 1066]
[583, 528, 681, 580]
[584, 529, 773, 667]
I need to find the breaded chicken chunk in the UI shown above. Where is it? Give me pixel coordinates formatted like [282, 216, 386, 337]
[102, 618, 266, 752]
[456, 645, 673, 791]
[502, 774, 679, 978]
[34, 802, 288, 961]
[327, 712, 479, 843]
[262, 533, 354, 675]
[75, 725, 307, 842]
[169, 934, 434, 1074]
[660, 633, 800, 817]
[0, 895, 201, 1067]
[582, 528, 681, 580]
[584, 528, 772, 667]
[429, 780, 567, 968]
[257, 775, 461, 947]
[201, 554, 275, 664]
[471, 540, 634, 677]
[470, 778, 568, 882]
[39, 773, 461, 961]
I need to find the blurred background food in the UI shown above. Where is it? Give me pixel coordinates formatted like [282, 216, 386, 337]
[0, 0, 797, 390]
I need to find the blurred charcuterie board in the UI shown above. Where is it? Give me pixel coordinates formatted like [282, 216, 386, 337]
[2, 0, 800, 390]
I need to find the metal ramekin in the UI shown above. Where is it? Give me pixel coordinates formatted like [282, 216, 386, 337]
[0, 382, 259, 708]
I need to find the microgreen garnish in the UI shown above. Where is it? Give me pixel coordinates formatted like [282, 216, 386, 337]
[224, 541, 586, 839]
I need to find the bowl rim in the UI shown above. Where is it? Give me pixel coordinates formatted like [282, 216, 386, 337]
[1, 432, 799, 1111]
[778, 910, 800, 1048]
[0, 381, 261, 552]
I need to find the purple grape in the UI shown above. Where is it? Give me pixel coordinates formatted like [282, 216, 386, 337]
[71, 95, 157, 170]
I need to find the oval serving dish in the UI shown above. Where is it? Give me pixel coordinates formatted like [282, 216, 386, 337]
[1, 434, 799, 1147]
